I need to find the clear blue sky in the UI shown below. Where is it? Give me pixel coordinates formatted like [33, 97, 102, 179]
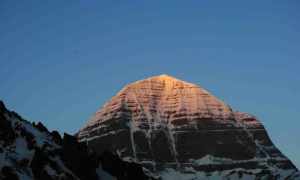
[0, 0, 299, 168]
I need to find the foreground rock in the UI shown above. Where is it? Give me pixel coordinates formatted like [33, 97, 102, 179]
[0, 100, 153, 180]
[78, 75, 300, 179]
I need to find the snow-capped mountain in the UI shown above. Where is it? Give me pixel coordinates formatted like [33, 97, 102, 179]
[0, 101, 154, 180]
[78, 74, 300, 179]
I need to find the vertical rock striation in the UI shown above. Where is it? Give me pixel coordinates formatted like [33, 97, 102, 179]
[78, 75, 300, 179]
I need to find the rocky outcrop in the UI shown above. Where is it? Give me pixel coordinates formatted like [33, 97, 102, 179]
[62, 133, 99, 180]
[78, 75, 300, 179]
[100, 151, 155, 180]
[0, 100, 154, 180]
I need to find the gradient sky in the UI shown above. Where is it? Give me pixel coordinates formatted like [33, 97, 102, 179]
[0, 0, 299, 168]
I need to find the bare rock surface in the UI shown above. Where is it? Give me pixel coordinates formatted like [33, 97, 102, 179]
[78, 75, 300, 179]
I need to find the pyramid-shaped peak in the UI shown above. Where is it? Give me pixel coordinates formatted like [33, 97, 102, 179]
[82, 75, 234, 130]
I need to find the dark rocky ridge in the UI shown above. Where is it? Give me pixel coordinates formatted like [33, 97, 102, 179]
[0, 100, 154, 180]
[78, 75, 300, 179]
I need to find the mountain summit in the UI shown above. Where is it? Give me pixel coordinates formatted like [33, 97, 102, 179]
[78, 75, 299, 179]
[81, 74, 232, 129]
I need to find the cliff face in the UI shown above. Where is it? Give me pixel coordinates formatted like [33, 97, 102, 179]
[78, 75, 300, 179]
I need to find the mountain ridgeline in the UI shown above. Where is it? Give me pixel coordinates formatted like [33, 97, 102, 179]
[0, 75, 299, 180]
[78, 75, 300, 179]
[0, 101, 153, 180]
